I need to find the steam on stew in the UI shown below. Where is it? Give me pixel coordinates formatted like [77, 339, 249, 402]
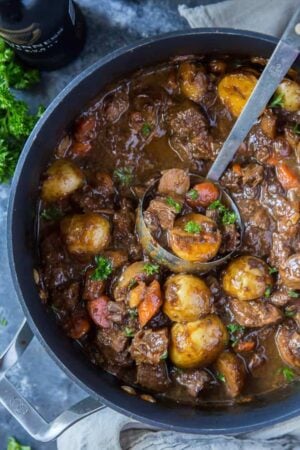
[36, 55, 300, 405]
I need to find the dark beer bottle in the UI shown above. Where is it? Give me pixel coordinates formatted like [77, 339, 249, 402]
[0, 0, 86, 70]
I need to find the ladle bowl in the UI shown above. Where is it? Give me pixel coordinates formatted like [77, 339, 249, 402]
[136, 174, 244, 274]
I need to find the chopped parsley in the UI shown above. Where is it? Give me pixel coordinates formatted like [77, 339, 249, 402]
[113, 167, 133, 186]
[166, 196, 182, 213]
[227, 323, 245, 345]
[268, 266, 278, 275]
[141, 122, 152, 137]
[293, 123, 300, 135]
[90, 256, 112, 281]
[217, 372, 225, 383]
[281, 367, 295, 383]
[288, 290, 299, 298]
[7, 436, 31, 450]
[128, 308, 138, 318]
[284, 308, 296, 318]
[143, 262, 160, 276]
[184, 220, 202, 234]
[40, 206, 63, 221]
[208, 199, 237, 225]
[264, 286, 272, 298]
[160, 351, 168, 360]
[124, 327, 135, 338]
[186, 189, 199, 201]
[269, 92, 284, 108]
[0, 314, 7, 327]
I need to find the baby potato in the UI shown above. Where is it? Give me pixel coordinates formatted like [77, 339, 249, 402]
[61, 213, 110, 256]
[279, 253, 300, 290]
[168, 213, 221, 262]
[218, 73, 257, 117]
[41, 159, 84, 202]
[178, 62, 208, 103]
[163, 274, 212, 322]
[170, 315, 228, 369]
[275, 79, 300, 112]
[222, 255, 273, 301]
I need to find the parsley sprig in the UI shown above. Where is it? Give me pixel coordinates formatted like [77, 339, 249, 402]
[91, 256, 112, 281]
[281, 367, 295, 383]
[269, 92, 284, 108]
[208, 200, 237, 225]
[227, 323, 245, 346]
[184, 221, 202, 234]
[7, 436, 31, 450]
[113, 167, 134, 186]
[166, 196, 182, 213]
[143, 262, 160, 276]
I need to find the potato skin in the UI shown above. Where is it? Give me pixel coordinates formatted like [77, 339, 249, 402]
[276, 79, 300, 112]
[170, 315, 228, 369]
[215, 351, 245, 398]
[218, 73, 257, 117]
[222, 255, 273, 301]
[163, 274, 212, 322]
[41, 159, 84, 202]
[168, 213, 221, 262]
[61, 213, 110, 255]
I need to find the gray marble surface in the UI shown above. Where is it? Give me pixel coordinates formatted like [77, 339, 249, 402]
[0, 1, 219, 449]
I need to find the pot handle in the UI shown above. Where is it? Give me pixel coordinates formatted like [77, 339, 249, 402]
[0, 319, 104, 442]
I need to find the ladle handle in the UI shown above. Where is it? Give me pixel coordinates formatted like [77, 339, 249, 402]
[207, 7, 300, 181]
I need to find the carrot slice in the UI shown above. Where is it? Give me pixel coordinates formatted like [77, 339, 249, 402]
[138, 280, 163, 327]
[186, 182, 219, 208]
[276, 161, 300, 190]
[232, 163, 242, 176]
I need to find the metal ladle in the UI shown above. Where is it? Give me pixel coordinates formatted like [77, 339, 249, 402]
[137, 8, 300, 273]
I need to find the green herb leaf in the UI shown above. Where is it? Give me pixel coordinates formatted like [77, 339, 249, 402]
[264, 286, 272, 298]
[217, 372, 225, 383]
[124, 327, 135, 338]
[208, 200, 237, 225]
[292, 123, 300, 135]
[284, 308, 296, 318]
[227, 323, 245, 346]
[184, 220, 202, 234]
[269, 92, 284, 108]
[186, 189, 198, 201]
[0, 314, 7, 327]
[113, 167, 134, 186]
[7, 436, 31, 450]
[160, 351, 168, 360]
[141, 122, 152, 137]
[128, 308, 138, 318]
[281, 367, 295, 383]
[40, 206, 63, 221]
[143, 262, 160, 276]
[91, 256, 112, 281]
[288, 290, 299, 298]
[268, 266, 278, 275]
[166, 196, 182, 213]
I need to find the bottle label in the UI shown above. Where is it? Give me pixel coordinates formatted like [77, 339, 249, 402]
[1, 26, 64, 54]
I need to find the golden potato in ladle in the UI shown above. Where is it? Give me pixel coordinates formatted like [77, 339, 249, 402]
[170, 315, 228, 369]
[222, 255, 273, 301]
[61, 213, 110, 256]
[275, 79, 300, 112]
[163, 273, 212, 322]
[168, 213, 221, 262]
[41, 159, 84, 202]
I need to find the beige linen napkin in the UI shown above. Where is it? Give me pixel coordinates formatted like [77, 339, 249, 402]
[179, 0, 299, 37]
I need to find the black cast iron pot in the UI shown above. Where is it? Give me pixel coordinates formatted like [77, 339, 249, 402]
[3, 29, 300, 442]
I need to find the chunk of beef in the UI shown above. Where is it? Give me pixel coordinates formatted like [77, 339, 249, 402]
[276, 326, 300, 369]
[167, 105, 214, 161]
[96, 327, 132, 367]
[270, 231, 297, 267]
[83, 268, 105, 301]
[104, 86, 129, 123]
[103, 250, 128, 269]
[260, 110, 277, 140]
[52, 282, 80, 313]
[113, 199, 142, 260]
[158, 169, 190, 196]
[147, 310, 171, 330]
[241, 163, 264, 187]
[219, 224, 240, 254]
[144, 197, 176, 231]
[136, 362, 170, 392]
[215, 351, 245, 398]
[130, 328, 168, 365]
[279, 253, 300, 290]
[230, 299, 282, 328]
[269, 287, 290, 307]
[71, 184, 114, 213]
[173, 368, 210, 397]
[107, 301, 126, 324]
